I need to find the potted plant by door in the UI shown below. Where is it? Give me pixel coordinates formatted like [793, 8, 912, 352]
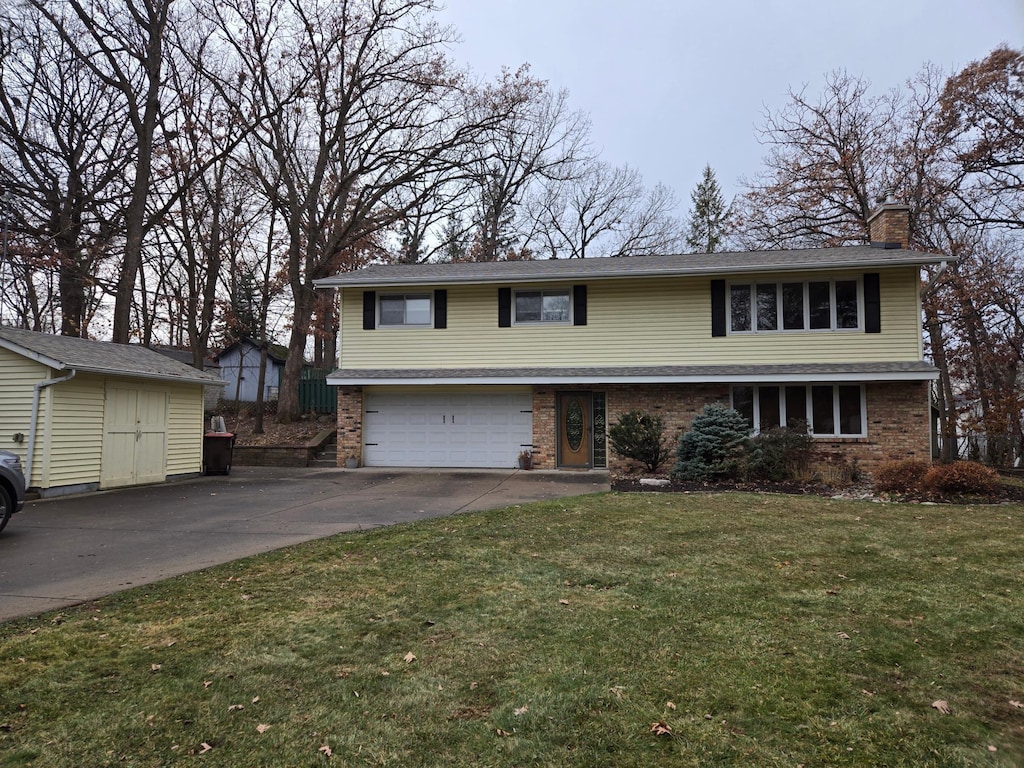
[345, 454, 360, 469]
[518, 449, 533, 470]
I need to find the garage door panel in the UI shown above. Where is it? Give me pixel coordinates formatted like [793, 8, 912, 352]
[364, 390, 532, 468]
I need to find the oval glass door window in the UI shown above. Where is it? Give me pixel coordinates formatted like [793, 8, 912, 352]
[565, 398, 584, 451]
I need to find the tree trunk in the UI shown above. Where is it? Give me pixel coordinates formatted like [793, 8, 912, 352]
[277, 284, 315, 423]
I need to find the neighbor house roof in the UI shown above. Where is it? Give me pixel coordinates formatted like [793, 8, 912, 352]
[213, 336, 289, 364]
[325, 361, 939, 386]
[0, 327, 225, 386]
[313, 245, 946, 289]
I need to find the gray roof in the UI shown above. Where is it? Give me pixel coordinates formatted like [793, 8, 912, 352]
[325, 361, 939, 384]
[0, 327, 225, 386]
[314, 245, 946, 289]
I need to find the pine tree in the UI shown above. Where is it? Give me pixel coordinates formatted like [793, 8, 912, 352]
[685, 164, 730, 253]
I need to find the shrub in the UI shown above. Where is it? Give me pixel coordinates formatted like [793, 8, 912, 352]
[921, 461, 1000, 497]
[873, 459, 930, 495]
[815, 452, 859, 488]
[671, 403, 749, 482]
[746, 426, 814, 482]
[607, 410, 670, 473]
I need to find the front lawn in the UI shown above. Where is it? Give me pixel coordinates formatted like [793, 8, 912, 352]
[1, 493, 1022, 766]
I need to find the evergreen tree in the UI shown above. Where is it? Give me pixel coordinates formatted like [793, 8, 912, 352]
[685, 164, 730, 253]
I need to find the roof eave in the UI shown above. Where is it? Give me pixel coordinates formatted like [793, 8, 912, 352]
[326, 370, 939, 386]
[313, 255, 945, 290]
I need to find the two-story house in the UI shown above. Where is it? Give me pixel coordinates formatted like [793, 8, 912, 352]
[314, 202, 943, 473]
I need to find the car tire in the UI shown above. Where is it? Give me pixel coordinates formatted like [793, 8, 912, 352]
[0, 486, 12, 534]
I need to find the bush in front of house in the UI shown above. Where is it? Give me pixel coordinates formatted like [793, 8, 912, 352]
[872, 459, 931, 495]
[607, 409, 671, 473]
[921, 461, 1001, 497]
[745, 425, 814, 482]
[671, 403, 749, 481]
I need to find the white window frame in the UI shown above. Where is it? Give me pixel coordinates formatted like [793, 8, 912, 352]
[728, 278, 863, 334]
[730, 383, 867, 438]
[378, 293, 432, 327]
[513, 288, 572, 325]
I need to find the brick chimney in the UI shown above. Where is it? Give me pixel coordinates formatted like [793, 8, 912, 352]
[867, 196, 910, 249]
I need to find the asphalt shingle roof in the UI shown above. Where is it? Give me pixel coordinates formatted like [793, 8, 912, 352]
[314, 245, 946, 288]
[0, 327, 224, 386]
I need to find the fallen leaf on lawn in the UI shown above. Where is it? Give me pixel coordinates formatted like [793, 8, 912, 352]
[666, 701, 676, 710]
[151, 664, 162, 672]
[319, 744, 332, 756]
[251, 696, 260, 704]
[496, 728, 512, 737]
[609, 687, 624, 700]
[256, 724, 270, 734]
[932, 700, 952, 715]
[514, 705, 529, 716]
[203, 681, 213, 689]
[404, 652, 416, 663]
[650, 721, 673, 737]
[1010, 700, 1023, 709]
[199, 742, 213, 753]
[836, 632, 851, 640]
[228, 704, 244, 712]
[470, 682, 478, 690]
[989, 745, 998, 752]
[559, 599, 570, 605]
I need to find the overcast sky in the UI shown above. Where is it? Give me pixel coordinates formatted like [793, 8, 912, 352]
[436, 0, 1023, 210]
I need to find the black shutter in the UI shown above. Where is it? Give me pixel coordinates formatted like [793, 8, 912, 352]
[864, 273, 881, 333]
[498, 287, 511, 327]
[362, 291, 376, 330]
[434, 289, 447, 329]
[710, 279, 726, 337]
[573, 284, 587, 326]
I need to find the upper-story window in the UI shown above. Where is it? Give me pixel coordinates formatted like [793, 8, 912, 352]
[379, 294, 431, 326]
[515, 289, 570, 324]
[730, 279, 860, 333]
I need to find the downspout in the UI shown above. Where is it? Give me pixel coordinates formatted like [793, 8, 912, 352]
[25, 369, 77, 485]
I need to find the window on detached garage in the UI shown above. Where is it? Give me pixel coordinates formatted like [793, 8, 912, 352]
[732, 384, 864, 437]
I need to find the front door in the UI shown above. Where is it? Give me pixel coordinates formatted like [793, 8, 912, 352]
[557, 392, 592, 468]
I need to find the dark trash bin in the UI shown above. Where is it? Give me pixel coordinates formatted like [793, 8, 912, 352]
[203, 432, 236, 475]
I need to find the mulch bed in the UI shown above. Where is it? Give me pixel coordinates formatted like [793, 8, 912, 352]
[611, 476, 1024, 504]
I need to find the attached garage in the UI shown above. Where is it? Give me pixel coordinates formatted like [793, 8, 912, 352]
[363, 387, 533, 468]
[0, 327, 223, 497]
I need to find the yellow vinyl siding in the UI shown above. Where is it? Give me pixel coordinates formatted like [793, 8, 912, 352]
[0, 349, 49, 485]
[45, 374, 106, 488]
[339, 267, 924, 369]
[167, 384, 204, 475]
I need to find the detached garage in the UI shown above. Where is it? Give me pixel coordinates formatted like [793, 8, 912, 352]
[0, 327, 223, 497]
[362, 387, 533, 468]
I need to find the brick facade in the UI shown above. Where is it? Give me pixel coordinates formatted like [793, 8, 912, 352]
[335, 386, 364, 465]
[336, 380, 931, 475]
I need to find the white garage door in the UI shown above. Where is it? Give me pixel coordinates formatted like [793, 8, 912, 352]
[363, 389, 533, 468]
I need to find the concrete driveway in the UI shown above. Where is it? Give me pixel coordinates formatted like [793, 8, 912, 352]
[0, 467, 608, 622]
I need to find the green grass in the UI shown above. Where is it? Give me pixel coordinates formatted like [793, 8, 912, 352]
[1, 492, 1023, 766]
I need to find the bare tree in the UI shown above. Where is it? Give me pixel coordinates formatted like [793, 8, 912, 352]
[206, 0, 513, 421]
[29, 0, 174, 344]
[0, 5, 132, 336]
[530, 159, 684, 258]
[466, 65, 591, 260]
